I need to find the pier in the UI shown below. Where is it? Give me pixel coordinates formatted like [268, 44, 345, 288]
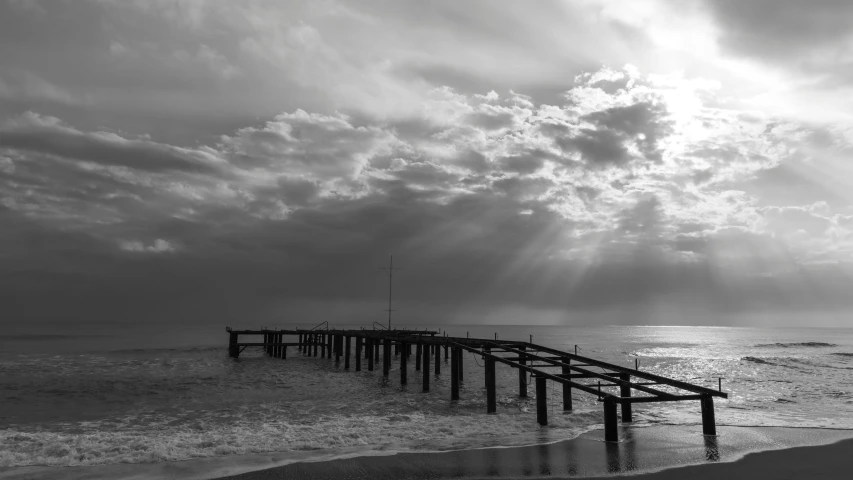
[225, 326, 727, 442]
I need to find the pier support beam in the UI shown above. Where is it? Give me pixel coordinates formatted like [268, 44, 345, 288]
[327, 334, 333, 359]
[485, 356, 496, 413]
[355, 337, 362, 371]
[536, 376, 547, 426]
[335, 336, 342, 364]
[375, 341, 380, 363]
[451, 347, 460, 400]
[415, 343, 422, 371]
[518, 346, 527, 397]
[313, 334, 319, 357]
[401, 342, 408, 385]
[298, 333, 303, 352]
[604, 399, 618, 442]
[367, 339, 374, 371]
[345, 336, 351, 369]
[620, 373, 632, 422]
[321, 334, 326, 358]
[383, 338, 391, 377]
[562, 357, 572, 411]
[458, 348, 463, 382]
[701, 396, 716, 436]
[434, 343, 441, 375]
[229, 332, 239, 358]
[422, 341, 430, 392]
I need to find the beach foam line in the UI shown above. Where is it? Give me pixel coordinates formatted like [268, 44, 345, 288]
[0, 409, 603, 469]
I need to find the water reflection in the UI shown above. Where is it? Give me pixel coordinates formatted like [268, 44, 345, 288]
[538, 444, 552, 475]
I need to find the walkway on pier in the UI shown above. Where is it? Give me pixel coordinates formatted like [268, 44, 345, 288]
[226, 326, 728, 442]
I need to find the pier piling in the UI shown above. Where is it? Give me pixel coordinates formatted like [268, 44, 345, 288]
[604, 399, 618, 442]
[536, 376, 547, 425]
[451, 347, 460, 400]
[486, 355, 496, 413]
[401, 342, 408, 385]
[422, 341, 430, 392]
[620, 373, 632, 422]
[562, 357, 572, 411]
[701, 396, 716, 436]
[518, 346, 527, 397]
[355, 337, 362, 371]
[383, 339, 391, 377]
[345, 336, 351, 369]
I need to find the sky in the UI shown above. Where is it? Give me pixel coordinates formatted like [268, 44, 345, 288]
[2, 0, 853, 328]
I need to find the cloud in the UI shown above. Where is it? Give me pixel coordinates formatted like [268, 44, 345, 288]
[0, 70, 83, 105]
[120, 238, 176, 253]
[3, 65, 853, 326]
[0, 112, 225, 174]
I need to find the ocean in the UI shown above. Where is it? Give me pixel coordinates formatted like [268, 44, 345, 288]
[1, 322, 852, 478]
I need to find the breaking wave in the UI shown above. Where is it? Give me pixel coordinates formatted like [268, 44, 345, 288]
[0, 410, 602, 468]
[754, 342, 837, 348]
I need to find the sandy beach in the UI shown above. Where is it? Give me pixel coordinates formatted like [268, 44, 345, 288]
[209, 425, 853, 480]
[5, 425, 850, 480]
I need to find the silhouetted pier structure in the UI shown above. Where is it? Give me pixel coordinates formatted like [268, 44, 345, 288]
[225, 326, 727, 442]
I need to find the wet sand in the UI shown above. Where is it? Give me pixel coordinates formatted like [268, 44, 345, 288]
[3, 426, 852, 479]
[211, 425, 853, 480]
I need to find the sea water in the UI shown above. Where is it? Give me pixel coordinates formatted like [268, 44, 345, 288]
[1, 322, 852, 474]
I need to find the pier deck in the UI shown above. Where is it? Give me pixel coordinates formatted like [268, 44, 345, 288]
[225, 326, 727, 442]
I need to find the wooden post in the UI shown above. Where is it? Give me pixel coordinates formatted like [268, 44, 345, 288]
[457, 348, 463, 382]
[415, 343, 422, 371]
[536, 376, 547, 426]
[401, 342, 408, 385]
[345, 336, 351, 369]
[335, 336, 342, 364]
[518, 346, 527, 397]
[451, 347, 459, 400]
[367, 339, 374, 371]
[422, 341, 430, 392]
[562, 357, 572, 411]
[282, 344, 287, 359]
[313, 334, 319, 357]
[277, 333, 283, 358]
[434, 342, 441, 375]
[485, 356, 496, 413]
[320, 334, 326, 358]
[383, 338, 391, 377]
[298, 333, 303, 352]
[701, 396, 716, 436]
[355, 337, 362, 371]
[620, 373, 632, 422]
[604, 399, 618, 442]
[229, 332, 239, 358]
[375, 341, 380, 363]
[263, 333, 268, 356]
[328, 334, 333, 359]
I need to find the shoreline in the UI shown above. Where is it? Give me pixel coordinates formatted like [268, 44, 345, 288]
[3, 425, 853, 480]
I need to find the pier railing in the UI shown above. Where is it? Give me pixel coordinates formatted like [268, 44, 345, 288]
[225, 326, 727, 442]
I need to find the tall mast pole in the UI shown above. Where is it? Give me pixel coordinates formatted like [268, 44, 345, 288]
[388, 255, 393, 331]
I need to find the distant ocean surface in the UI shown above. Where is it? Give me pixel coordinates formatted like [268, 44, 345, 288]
[1, 323, 852, 474]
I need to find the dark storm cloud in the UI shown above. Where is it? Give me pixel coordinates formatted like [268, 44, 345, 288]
[550, 101, 672, 166]
[0, 114, 223, 174]
[704, 0, 853, 80]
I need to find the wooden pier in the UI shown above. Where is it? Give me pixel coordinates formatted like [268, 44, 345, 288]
[225, 326, 727, 442]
